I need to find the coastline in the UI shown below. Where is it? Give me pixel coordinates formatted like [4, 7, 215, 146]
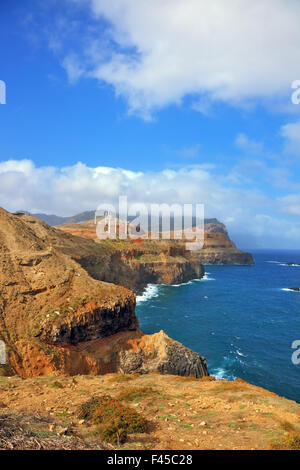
[136, 274, 215, 304]
[135, 256, 300, 403]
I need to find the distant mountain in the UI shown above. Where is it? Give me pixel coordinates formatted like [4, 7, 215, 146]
[31, 213, 68, 226]
[16, 210, 223, 228]
[65, 211, 96, 224]
[15, 210, 96, 226]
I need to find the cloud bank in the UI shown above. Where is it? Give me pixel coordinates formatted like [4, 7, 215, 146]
[65, 0, 300, 118]
[1, 158, 300, 248]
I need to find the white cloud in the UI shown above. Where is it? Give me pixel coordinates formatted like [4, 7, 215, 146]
[281, 120, 300, 156]
[278, 193, 300, 217]
[62, 54, 85, 83]
[235, 134, 264, 156]
[64, 0, 300, 117]
[1, 158, 300, 247]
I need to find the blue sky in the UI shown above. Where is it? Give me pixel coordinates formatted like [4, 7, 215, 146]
[1, 0, 300, 248]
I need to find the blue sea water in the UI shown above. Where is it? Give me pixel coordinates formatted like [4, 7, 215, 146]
[136, 251, 300, 403]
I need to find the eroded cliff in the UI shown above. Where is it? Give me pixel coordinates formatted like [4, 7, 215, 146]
[55, 218, 252, 293]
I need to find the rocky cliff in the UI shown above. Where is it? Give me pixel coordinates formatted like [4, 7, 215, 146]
[0, 208, 208, 379]
[192, 220, 253, 265]
[55, 218, 253, 293]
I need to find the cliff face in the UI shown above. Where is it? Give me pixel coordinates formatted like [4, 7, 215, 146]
[189, 220, 253, 265]
[55, 218, 253, 293]
[0, 208, 208, 379]
[53, 329, 208, 378]
[77, 250, 204, 293]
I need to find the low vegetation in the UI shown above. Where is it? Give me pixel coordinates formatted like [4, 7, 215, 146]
[78, 395, 148, 444]
[1, 373, 300, 450]
[116, 386, 159, 402]
[269, 432, 300, 450]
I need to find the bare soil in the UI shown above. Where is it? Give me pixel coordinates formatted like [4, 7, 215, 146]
[0, 372, 299, 450]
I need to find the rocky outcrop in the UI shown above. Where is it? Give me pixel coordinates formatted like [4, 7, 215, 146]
[189, 222, 254, 265]
[38, 295, 137, 344]
[52, 329, 209, 378]
[119, 330, 208, 378]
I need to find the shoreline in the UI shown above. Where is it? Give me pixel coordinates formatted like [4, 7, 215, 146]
[135, 261, 300, 404]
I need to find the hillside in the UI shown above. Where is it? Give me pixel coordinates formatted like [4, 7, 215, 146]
[0, 372, 299, 450]
[1, 208, 299, 451]
[0, 208, 208, 378]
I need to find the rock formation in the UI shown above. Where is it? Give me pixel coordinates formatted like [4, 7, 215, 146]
[118, 330, 208, 378]
[189, 219, 253, 265]
[0, 208, 208, 378]
[55, 218, 253, 293]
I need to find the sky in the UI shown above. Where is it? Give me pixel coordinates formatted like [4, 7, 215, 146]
[1, 0, 300, 248]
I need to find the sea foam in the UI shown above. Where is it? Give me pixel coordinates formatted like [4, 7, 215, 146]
[136, 284, 160, 304]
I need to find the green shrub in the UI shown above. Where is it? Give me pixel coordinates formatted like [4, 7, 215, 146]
[78, 395, 148, 444]
[269, 432, 300, 450]
[116, 386, 157, 402]
[48, 381, 64, 389]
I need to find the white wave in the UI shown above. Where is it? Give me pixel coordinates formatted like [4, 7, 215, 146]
[170, 274, 215, 286]
[170, 280, 194, 287]
[281, 288, 300, 292]
[236, 349, 246, 357]
[202, 273, 215, 281]
[136, 284, 160, 303]
[281, 264, 300, 267]
[211, 367, 227, 380]
[267, 261, 300, 267]
[137, 272, 215, 303]
[211, 367, 237, 381]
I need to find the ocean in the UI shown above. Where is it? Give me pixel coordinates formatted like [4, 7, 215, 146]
[136, 250, 300, 403]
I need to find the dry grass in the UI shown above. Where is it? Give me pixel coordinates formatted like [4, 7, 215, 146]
[108, 374, 134, 384]
[269, 432, 300, 450]
[279, 420, 296, 432]
[0, 413, 90, 450]
[116, 386, 159, 402]
[47, 381, 64, 389]
[78, 395, 148, 444]
[1, 373, 300, 450]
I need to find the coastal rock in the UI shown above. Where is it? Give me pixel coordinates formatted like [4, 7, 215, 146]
[55, 329, 209, 378]
[189, 224, 254, 265]
[119, 330, 209, 378]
